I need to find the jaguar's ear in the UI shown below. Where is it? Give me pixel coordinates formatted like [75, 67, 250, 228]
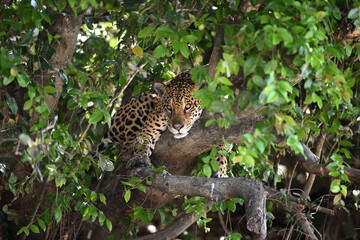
[153, 82, 167, 98]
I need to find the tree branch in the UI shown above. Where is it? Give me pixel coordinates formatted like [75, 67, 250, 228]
[151, 110, 262, 175]
[131, 167, 267, 239]
[294, 143, 360, 183]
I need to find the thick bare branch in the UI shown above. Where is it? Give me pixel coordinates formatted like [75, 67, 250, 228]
[132, 167, 267, 239]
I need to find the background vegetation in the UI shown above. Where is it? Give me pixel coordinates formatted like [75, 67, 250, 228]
[1, 0, 360, 239]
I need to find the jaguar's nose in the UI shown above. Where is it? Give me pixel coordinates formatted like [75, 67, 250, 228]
[172, 123, 184, 131]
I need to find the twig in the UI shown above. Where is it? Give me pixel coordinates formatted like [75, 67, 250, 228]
[20, 179, 48, 240]
[133, 201, 214, 240]
[0, 137, 18, 145]
[36, 116, 59, 181]
[286, 161, 298, 195]
[284, 225, 294, 240]
[266, 187, 335, 216]
[218, 210, 231, 236]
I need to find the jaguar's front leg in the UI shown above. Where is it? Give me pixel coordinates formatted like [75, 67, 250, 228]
[126, 113, 167, 169]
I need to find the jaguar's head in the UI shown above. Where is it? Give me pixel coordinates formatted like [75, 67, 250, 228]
[154, 73, 202, 139]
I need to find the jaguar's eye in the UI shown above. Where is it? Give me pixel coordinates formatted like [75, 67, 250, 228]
[185, 103, 191, 110]
[166, 104, 172, 111]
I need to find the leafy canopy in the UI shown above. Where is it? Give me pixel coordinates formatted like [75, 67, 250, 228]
[0, 0, 359, 239]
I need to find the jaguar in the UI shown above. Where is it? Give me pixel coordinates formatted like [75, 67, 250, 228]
[97, 71, 228, 178]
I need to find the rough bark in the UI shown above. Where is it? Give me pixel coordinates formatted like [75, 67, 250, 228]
[31, 12, 83, 122]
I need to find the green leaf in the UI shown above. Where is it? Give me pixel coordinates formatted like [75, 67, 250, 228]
[312, 92, 323, 109]
[17, 73, 29, 87]
[19, 133, 32, 145]
[17, 226, 28, 236]
[284, 116, 297, 127]
[230, 232, 242, 239]
[138, 26, 155, 38]
[244, 56, 258, 77]
[238, 90, 251, 110]
[173, 42, 189, 58]
[226, 199, 236, 212]
[330, 153, 343, 163]
[277, 28, 293, 43]
[99, 193, 106, 205]
[124, 190, 131, 203]
[30, 224, 40, 234]
[340, 140, 354, 147]
[3, 76, 15, 85]
[278, 81, 293, 92]
[68, 0, 77, 7]
[41, 12, 51, 24]
[137, 183, 146, 193]
[67, 98, 78, 110]
[156, 25, 178, 39]
[325, 46, 342, 60]
[89, 109, 103, 124]
[44, 85, 57, 94]
[82, 206, 90, 219]
[210, 159, 220, 172]
[190, 65, 211, 84]
[286, 135, 303, 154]
[181, 34, 198, 43]
[329, 170, 340, 177]
[315, 11, 327, 20]
[54, 207, 62, 223]
[106, 219, 113, 232]
[255, 140, 265, 153]
[205, 119, 215, 127]
[203, 164, 212, 178]
[326, 162, 339, 170]
[37, 219, 46, 232]
[252, 75, 265, 88]
[5, 93, 18, 114]
[330, 179, 341, 193]
[158, 208, 166, 225]
[90, 191, 98, 202]
[80, 0, 88, 10]
[348, 8, 359, 19]
[218, 76, 233, 86]
[154, 45, 167, 58]
[88, 0, 97, 7]
[28, 85, 36, 99]
[244, 154, 255, 166]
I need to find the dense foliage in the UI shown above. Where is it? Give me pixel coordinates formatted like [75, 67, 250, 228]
[1, 0, 360, 239]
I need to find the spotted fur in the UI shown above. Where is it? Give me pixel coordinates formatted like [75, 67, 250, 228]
[97, 71, 228, 177]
